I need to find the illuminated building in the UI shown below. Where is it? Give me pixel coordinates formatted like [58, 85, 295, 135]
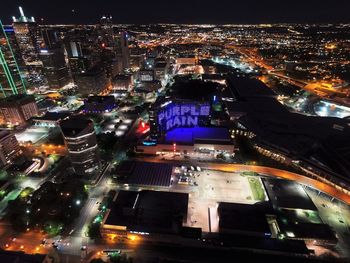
[39, 28, 71, 89]
[175, 56, 196, 65]
[99, 15, 114, 48]
[0, 20, 26, 98]
[154, 61, 168, 81]
[139, 69, 154, 82]
[155, 100, 211, 134]
[75, 66, 109, 95]
[112, 74, 132, 93]
[0, 94, 38, 125]
[12, 6, 42, 68]
[64, 27, 97, 75]
[1, 24, 25, 72]
[60, 116, 100, 175]
[118, 31, 130, 70]
[0, 130, 21, 167]
[139, 78, 234, 155]
[65, 40, 88, 74]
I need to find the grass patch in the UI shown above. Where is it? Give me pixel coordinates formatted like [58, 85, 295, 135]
[248, 177, 266, 201]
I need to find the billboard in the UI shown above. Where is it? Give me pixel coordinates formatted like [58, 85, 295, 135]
[157, 102, 210, 132]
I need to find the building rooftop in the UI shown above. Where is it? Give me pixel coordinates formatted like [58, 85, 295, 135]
[112, 74, 132, 81]
[116, 161, 173, 187]
[104, 190, 188, 234]
[0, 130, 11, 139]
[0, 250, 47, 263]
[0, 94, 35, 105]
[262, 178, 317, 211]
[60, 116, 94, 137]
[227, 76, 276, 99]
[85, 95, 115, 104]
[33, 112, 70, 122]
[168, 79, 221, 101]
[218, 202, 272, 235]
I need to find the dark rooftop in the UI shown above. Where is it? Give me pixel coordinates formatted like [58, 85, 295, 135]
[116, 161, 173, 187]
[227, 76, 276, 99]
[168, 79, 221, 101]
[104, 190, 188, 234]
[0, 94, 35, 104]
[85, 95, 115, 104]
[218, 202, 272, 236]
[262, 178, 317, 211]
[0, 250, 47, 263]
[112, 74, 132, 81]
[60, 116, 94, 137]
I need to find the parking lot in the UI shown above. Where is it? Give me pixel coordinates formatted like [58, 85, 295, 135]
[175, 167, 264, 233]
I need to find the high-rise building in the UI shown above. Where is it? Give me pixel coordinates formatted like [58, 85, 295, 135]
[99, 15, 114, 48]
[12, 7, 42, 68]
[0, 20, 26, 98]
[75, 66, 109, 95]
[39, 28, 71, 89]
[0, 94, 38, 125]
[60, 116, 100, 175]
[0, 130, 22, 167]
[39, 48, 71, 89]
[64, 28, 100, 75]
[118, 32, 130, 70]
[1, 24, 25, 71]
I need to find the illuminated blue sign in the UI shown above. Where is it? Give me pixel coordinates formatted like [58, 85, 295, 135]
[158, 102, 210, 132]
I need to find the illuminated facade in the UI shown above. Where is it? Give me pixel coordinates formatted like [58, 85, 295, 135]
[150, 99, 211, 139]
[60, 117, 100, 175]
[0, 20, 26, 98]
[12, 6, 42, 68]
[0, 130, 21, 167]
[0, 94, 37, 125]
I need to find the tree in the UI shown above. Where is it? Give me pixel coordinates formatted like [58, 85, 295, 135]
[88, 223, 101, 239]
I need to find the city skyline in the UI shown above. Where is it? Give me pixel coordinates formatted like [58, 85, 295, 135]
[0, 2, 350, 263]
[0, 0, 349, 24]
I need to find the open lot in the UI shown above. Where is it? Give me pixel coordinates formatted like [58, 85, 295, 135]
[178, 169, 267, 233]
[15, 126, 49, 144]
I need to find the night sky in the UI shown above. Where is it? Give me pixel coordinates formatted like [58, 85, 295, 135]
[1, 0, 349, 24]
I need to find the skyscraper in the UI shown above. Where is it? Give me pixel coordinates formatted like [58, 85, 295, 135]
[12, 6, 42, 68]
[99, 15, 114, 48]
[119, 31, 130, 70]
[0, 20, 26, 98]
[39, 28, 72, 89]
